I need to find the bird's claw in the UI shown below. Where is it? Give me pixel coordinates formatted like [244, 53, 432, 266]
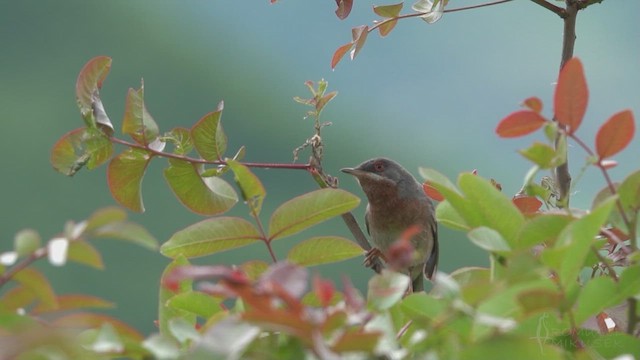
[364, 248, 387, 269]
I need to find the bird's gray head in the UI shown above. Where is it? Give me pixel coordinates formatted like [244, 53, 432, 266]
[341, 158, 421, 201]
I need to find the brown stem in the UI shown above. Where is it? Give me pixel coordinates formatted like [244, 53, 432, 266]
[529, 0, 567, 17]
[110, 137, 312, 170]
[590, 246, 618, 282]
[0, 250, 47, 288]
[369, 0, 514, 34]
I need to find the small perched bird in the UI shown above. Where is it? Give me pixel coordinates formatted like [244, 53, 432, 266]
[341, 158, 438, 291]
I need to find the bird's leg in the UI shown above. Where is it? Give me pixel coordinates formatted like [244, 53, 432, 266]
[364, 248, 387, 270]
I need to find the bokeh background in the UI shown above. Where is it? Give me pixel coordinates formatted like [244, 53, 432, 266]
[1, 1, 638, 335]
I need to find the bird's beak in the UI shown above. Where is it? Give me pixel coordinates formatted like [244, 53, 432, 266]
[340, 167, 365, 176]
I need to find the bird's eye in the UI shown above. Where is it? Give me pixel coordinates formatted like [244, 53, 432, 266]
[374, 162, 384, 172]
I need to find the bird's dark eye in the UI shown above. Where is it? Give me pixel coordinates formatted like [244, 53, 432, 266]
[373, 162, 385, 172]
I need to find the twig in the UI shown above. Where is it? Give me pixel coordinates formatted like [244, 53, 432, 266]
[0, 250, 47, 288]
[529, 0, 567, 17]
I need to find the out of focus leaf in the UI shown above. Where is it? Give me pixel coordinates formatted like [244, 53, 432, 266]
[331, 331, 381, 353]
[54, 312, 144, 342]
[367, 270, 410, 310]
[67, 240, 104, 269]
[107, 148, 152, 212]
[142, 334, 180, 359]
[168, 317, 200, 345]
[164, 159, 238, 215]
[91, 323, 124, 354]
[518, 142, 564, 169]
[554, 57, 588, 135]
[590, 332, 640, 358]
[240, 260, 269, 281]
[33, 294, 114, 315]
[496, 111, 547, 138]
[166, 291, 222, 319]
[512, 195, 543, 215]
[47, 237, 69, 266]
[14, 229, 41, 257]
[0, 285, 36, 311]
[401, 292, 448, 319]
[227, 159, 266, 215]
[51, 127, 113, 176]
[259, 262, 308, 299]
[161, 217, 261, 258]
[523, 96, 543, 113]
[287, 236, 363, 266]
[460, 336, 564, 360]
[13, 268, 58, 312]
[122, 84, 159, 145]
[468, 227, 511, 254]
[268, 188, 359, 240]
[91, 221, 158, 250]
[158, 256, 193, 340]
[595, 109, 635, 160]
[574, 276, 618, 325]
[85, 207, 127, 232]
[191, 103, 227, 161]
[516, 214, 573, 249]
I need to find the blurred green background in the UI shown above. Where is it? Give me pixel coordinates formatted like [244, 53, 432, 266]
[1, 1, 638, 335]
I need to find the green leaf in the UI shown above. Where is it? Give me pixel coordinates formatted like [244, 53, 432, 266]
[518, 142, 564, 169]
[268, 188, 360, 240]
[618, 264, 640, 299]
[122, 85, 160, 145]
[287, 236, 363, 266]
[164, 159, 238, 216]
[435, 200, 470, 231]
[367, 270, 410, 310]
[51, 127, 113, 176]
[516, 214, 574, 249]
[166, 291, 222, 319]
[91, 221, 158, 250]
[33, 294, 114, 315]
[350, 25, 368, 61]
[67, 241, 104, 270]
[618, 169, 640, 212]
[75, 56, 113, 132]
[85, 207, 128, 232]
[550, 196, 616, 287]
[13, 268, 58, 312]
[240, 260, 269, 281]
[401, 292, 448, 319]
[0, 285, 36, 311]
[460, 336, 564, 360]
[14, 229, 41, 257]
[168, 317, 200, 345]
[590, 332, 640, 358]
[161, 217, 262, 258]
[467, 227, 511, 253]
[373, 2, 403, 17]
[53, 312, 144, 342]
[227, 159, 266, 215]
[458, 173, 525, 245]
[159, 255, 193, 340]
[90, 323, 124, 354]
[107, 148, 152, 212]
[191, 102, 227, 161]
[574, 276, 618, 325]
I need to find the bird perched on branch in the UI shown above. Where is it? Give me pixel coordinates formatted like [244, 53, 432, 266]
[341, 158, 438, 292]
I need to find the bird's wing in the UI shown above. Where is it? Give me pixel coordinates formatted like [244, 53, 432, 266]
[423, 218, 438, 280]
[364, 204, 371, 235]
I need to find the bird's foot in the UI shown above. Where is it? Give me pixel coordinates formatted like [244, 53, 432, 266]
[364, 248, 387, 270]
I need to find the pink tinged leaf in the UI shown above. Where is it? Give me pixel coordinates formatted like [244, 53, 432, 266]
[334, 0, 353, 20]
[595, 109, 635, 160]
[350, 26, 369, 61]
[258, 262, 308, 299]
[191, 102, 227, 161]
[523, 97, 543, 113]
[51, 128, 113, 176]
[373, 2, 403, 18]
[76, 56, 113, 130]
[377, 20, 398, 37]
[122, 85, 160, 145]
[164, 159, 238, 216]
[495, 110, 547, 138]
[554, 57, 589, 135]
[331, 42, 353, 70]
[313, 275, 335, 308]
[107, 148, 153, 213]
[512, 195, 543, 215]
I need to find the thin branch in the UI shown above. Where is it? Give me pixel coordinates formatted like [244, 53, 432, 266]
[590, 246, 618, 282]
[529, 0, 567, 17]
[0, 250, 47, 288]
[110, 137, 311, 170]
[369, 0, 514, 34]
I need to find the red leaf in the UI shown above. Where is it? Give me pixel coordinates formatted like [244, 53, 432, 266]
[523, 97, 543, 113]
[496, 110, 547, 138]
[512, 195, 543, 215]
[423, 181, 444, 201]
[76, 56, 112, 117]
[313, 275, 335, 308]
[335, 0, 353, 20]
[595, 110, 635, 160]
[331, 42, 353, 70]
[554, 57, 588, 134]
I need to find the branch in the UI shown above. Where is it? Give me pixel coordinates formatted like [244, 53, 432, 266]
[110, 137, 311, 170]
[0, 249, 47, 288]
[529, 0, 567, 17]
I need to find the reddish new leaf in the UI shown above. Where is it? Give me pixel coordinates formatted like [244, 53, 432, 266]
[335, 0, 353, 20]
[423, 181, 444, 201]
[496, 110, 547, 138]
[313, 275, 335, 308]
[512, 195, 543, 215]
[595, 109, 635, 160]
[378, 20, 398, 37]
[554, 57, 589, 134]
[373, 3, 403, 18]
[76, 56, 112, 120]
[331, 42, 353, 69]
[523, 96, 543, 113]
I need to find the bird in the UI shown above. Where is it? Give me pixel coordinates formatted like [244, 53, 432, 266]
[341, 157, 438, 292]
